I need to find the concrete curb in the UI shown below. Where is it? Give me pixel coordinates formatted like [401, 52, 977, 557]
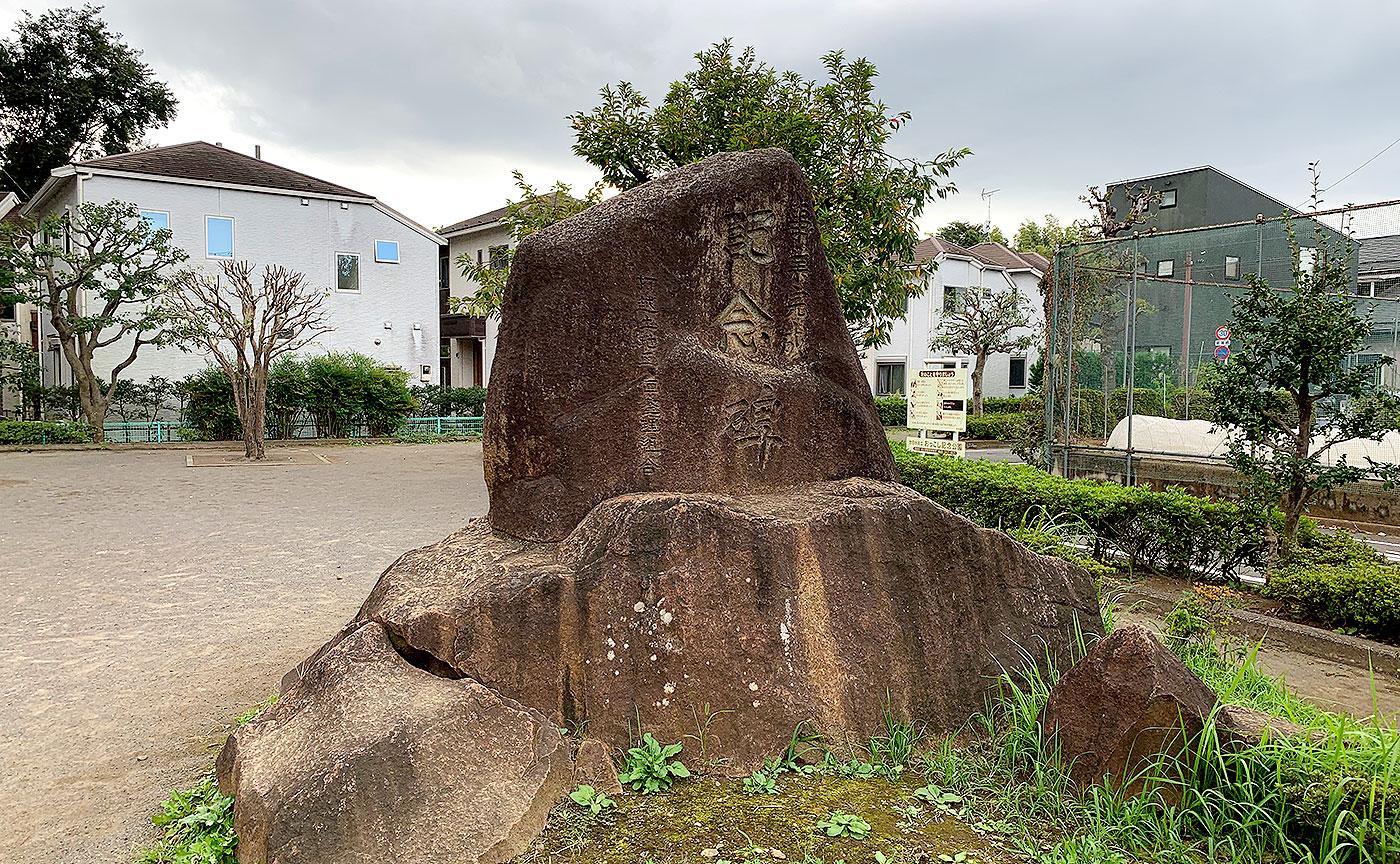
[1112, 580, 1400, 675]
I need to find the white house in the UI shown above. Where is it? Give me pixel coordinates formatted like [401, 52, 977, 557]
[860, 237, 1046, 400]
[437, 205, 511, 388]
[15, 141, 444, 396]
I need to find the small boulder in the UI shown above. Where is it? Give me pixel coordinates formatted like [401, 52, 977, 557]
[573, 738, 623, 796]
[217, 620, 572, 864]
[1038, 624, 1218, 796]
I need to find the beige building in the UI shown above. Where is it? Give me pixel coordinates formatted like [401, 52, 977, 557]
[437, 206, 510, 387]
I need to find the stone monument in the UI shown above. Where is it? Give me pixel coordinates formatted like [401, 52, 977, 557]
[218, 149, 1101, 864]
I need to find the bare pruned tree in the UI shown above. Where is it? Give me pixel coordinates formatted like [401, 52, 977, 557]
[164, 261, 331, 459]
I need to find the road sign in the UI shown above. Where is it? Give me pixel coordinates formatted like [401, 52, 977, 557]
[906, 435, 966, 457]
[1214, 345, 1230, 360]
[1215, 325, 1231, 341]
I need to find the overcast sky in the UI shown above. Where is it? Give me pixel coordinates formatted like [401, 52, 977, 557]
[4, 0, 1399, 239]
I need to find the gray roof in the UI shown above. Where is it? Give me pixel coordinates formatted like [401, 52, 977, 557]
[77, 141, 370, 198]
[1361, 235, 1400, 274]
[912, 237, 1046, 273]
[438, 203, 509, 236]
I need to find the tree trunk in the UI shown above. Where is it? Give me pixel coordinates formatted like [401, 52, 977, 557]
[243, 372, 269, 460]
[971, 355, 986, 416]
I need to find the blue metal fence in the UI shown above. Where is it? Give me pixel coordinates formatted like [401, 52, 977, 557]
[97, 416, 483, 444]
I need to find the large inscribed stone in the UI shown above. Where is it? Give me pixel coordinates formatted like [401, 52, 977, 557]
[484, 149, 894, 541]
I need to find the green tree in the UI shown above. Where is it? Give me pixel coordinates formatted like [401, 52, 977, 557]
[1208, 223, 1400, 544]
[0, 336, 41, 418]
[448, 172, 604, 317]
[569, 40, 968, 347]
[0, 200, 187, 437]
[929, 284, 1034, 415]
[1014, 214, 1083, 259]
[0, 5, 177, 199]
[936, 220, 1006, 248]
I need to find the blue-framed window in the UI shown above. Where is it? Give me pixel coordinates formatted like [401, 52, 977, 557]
[374, 240, 400, 263]
[139, 210, 169, 235]
[206, 216, 233, 258]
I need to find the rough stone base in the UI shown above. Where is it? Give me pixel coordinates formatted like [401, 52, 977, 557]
[217, 620, 572, 864]
[354, 478, 1102, 770]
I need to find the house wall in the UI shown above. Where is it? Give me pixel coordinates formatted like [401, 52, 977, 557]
[859, 256, 1041, 404]
[31, 174, 441, 391]
[443, 223, 510, 386]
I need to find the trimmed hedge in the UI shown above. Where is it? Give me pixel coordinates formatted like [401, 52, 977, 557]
[966, 412, 1024, 441]
[1266, 528, 1400, 638]
[891, 442, 1266, 578]
[874, 396, 906, 427]
[0, 419, 96, 444]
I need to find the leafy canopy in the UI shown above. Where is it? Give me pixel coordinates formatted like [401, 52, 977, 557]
[937, 220, 1006, 248]
[570, 39, 968, 347]
[448, 171, 603, 317]
[0, 199, 187, 435]
[1207, 218, 1400, 542]
[1014, 214, 1084, 260]
[0, 5, 176, 198]
[930, 284, 1034, 414]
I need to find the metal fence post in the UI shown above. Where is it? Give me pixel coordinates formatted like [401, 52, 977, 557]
[1126, 234, 1139, 485]
[1044, 251, 1061, 470]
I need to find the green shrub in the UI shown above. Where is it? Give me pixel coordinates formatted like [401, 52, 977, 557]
[410, 384, 487, 417]
[965, 412, 1023, 441]
[873, 395, 907, 427]
[983, 395, 1035, 414]
[892, 442, 1266, 578]
[180, 353, 417, 440]
[180, 366, 242, 440]
[1266, 530, 1400, 637]
[0, 419, 96, 444]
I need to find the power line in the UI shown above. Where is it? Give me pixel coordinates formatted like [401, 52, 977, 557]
[1323, 132, 1400, 193]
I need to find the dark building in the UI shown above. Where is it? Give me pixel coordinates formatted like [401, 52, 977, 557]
[1099, 166, 1356, 380]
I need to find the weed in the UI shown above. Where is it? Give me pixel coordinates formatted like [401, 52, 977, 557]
[815, 811, 872, 840]
[135, 774, 237, 864]
[912, 783, 964, 814]
[568, 784, 616, 815]
[617, 733, 690, 794]
[742, 769, 778, 795]
[685, 702, 733, 768]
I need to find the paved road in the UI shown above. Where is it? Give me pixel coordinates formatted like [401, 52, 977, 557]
[0, 443, 488, 864]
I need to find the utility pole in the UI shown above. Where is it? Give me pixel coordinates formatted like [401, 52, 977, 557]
[1181, 251, 1193, 386]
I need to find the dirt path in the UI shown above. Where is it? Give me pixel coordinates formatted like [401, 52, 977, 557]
[0, 443, 488, 864]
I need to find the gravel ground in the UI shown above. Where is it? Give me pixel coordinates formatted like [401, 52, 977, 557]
[0, 443, 488, 864]
[3, 441, 1396, 863]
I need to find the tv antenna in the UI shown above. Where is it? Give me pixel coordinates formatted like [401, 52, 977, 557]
[981, 188, 1000, 233]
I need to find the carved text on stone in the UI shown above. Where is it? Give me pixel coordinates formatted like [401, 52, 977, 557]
[724, 384, 784, 467]
[638, 277, 663, 476]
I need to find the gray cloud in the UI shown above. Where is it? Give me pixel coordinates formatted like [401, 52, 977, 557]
[4, 0, 1399, 231]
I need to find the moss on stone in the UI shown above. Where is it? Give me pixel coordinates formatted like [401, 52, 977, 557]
[510, 773, 1016, 864]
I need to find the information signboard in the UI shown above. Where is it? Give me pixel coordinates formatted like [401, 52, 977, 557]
[908, 367, 968, 432]
[906, 436, 967, 457]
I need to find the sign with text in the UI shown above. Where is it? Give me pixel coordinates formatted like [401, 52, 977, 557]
[908, 367, 968, 432]
[906, 435, 966, 457]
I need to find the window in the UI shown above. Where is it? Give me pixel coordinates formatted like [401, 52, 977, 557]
[1160, 189, 1177, 208]
[139, 210, 169, 235]
[374, 240, 400, 263]
[0, 300, 14, 321]
[439, 256, 450, 289]
[206, 216, 233, 258]
[1156, 259, 1174, 278]
[489, 244, 510, 271]
[1225, 256, 1240, 280]
[876, 361, 906, 397]
[336, 253, 360, 292]
[1009, 356, 1027, 389]
[943, 286, 961, 314]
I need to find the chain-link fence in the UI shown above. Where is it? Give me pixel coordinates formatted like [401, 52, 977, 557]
[1041, 199, 1400, 481]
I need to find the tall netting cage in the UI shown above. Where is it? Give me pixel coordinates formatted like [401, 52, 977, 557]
[1040, 201, 1400, 481]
